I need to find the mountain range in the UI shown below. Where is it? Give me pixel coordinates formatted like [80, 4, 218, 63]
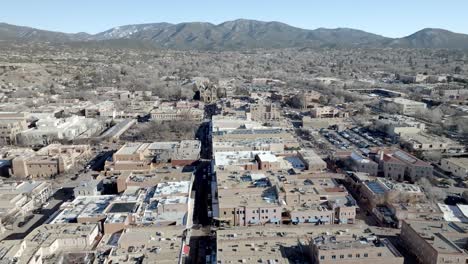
[1, 19, 468, 50]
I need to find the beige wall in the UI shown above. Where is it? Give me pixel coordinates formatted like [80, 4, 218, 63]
[400, 221, 438, 264]
[312, 244, 404, 264]
[441, 159, 468, 178]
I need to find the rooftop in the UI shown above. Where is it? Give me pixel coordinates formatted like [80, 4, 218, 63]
[107, 226, 185, 264]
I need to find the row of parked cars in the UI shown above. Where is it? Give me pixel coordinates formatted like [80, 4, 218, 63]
[338, 129, 372, 149]
[320, 130, 350, 150]
[351, 127, 387, 147]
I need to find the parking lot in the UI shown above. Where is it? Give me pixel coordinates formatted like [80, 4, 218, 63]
[316, 125, 394, 152]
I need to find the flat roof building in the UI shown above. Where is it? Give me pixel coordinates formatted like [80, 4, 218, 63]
[441, 158, 468, 179]
[11, 144, 91, 178]
[400, 220, 468, 264]
[104, 226, 187, 264]
[382, 98, 427, 116]
[18, 223, 100, 264]
[311, 235, 404, 264]
[107, 140, 201, 171]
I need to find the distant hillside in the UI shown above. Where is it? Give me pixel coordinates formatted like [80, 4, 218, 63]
[387, 28, 468, 49]
[1, 20, 468, 50]
[0, 22, 90, 42]
[91, 19, 390, 49]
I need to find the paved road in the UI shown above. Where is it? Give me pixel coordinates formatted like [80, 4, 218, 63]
[188, 112, 215, 264]
[2, 188, 73, 240]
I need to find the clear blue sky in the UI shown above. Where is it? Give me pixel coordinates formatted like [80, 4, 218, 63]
[1, 0, 467, 37]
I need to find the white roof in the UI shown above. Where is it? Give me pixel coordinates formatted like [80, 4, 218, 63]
[256, 152, 278, 162]
[438, 203, 468, 223]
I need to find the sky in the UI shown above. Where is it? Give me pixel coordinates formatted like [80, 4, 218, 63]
[1, 0, 468, 37]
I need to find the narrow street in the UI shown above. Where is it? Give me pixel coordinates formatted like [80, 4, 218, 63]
[189, 118, 215, 263]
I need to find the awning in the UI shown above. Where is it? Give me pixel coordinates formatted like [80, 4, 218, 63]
[269, 218, 280, 223]
[183, 245, 190, 255]
[249, 219, 259, 224]
[319, 217, 330, 222]
[293, 218, 305, 223]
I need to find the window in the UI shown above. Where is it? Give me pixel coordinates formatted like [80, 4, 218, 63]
[356, 254, 360, 258]
[273, 209, 276, 213]
[348, 254, 352, 258]
[331, 255, 336, 259]
[340, 255, 344, 259]
[377, 253, 382, 257]
[364, 253, 368, 257]
[320, 256, 325, 260]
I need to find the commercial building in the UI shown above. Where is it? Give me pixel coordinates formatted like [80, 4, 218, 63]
[73, 179, 104, 197]
[10, 144, 91, 178]
[250, 102, 281, 122]
[150, 108, 204, 121]
[51, 195, 115, 224]
[216, 226, 312, 264]
[298, 150, 327, 172]
[0, 147, 35, 177]
[334, 151, 378, 176]
[15, 223, 100, 264]
[374, 114, 425, 137]
[84, 101, 115, 117]
[0, 112, 28, 145]
[438, 203, 468, 223]
[53, 182, 193, 233]
[439, 89, 468, 101]
[359, 178, 426, 209]
[0, 180, 52, 222]
[282, 176, 357, 225]
[103, 226, 188, 264]
[216, 226, 403, 264]
[401, 133, 462, 153]
[213, 170, 356, 227]
[377, 148, 433, 182]
[213, 151, 281, 172]
[441, 158, 468, 179]
[400, 220, 468, 264]
[311, 235, 404, 264]
[386, 202, 443, 227]
[381, 98, 427, 116]
[300, 90, 322, 109]
[215, 184, 282, 226]
[310, 106, 349, 119]
[16, 116, 103, 146]
[106, 140, 201, 171]
[212, 138, 285, 154]
[113, 167, 194, 193]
